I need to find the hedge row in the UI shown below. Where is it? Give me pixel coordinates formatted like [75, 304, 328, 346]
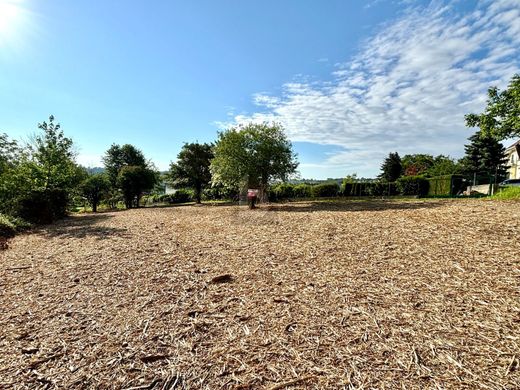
[427, 175, 464, 196]
[270, 175, 462, 201]
[142, 189, 194, 204]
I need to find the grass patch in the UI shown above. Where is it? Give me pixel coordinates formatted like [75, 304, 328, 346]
[492, 186, 520, 200]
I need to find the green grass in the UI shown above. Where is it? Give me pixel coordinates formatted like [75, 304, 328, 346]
[492, 186, 520, 200]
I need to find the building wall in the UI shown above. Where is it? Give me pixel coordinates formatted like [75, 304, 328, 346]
[506, 147, 520, 180]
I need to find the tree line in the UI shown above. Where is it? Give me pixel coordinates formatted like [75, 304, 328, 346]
[0, 121, 298, 230]
[0, 74, 518, 234]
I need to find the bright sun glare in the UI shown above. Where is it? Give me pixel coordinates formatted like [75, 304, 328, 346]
[0, 0, 25, 44]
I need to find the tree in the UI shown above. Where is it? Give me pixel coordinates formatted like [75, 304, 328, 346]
[401, 154, 435, 176]
[168, 142, 214, 204]
[28, 115, 84, 191]
[79, 174, 110, 212]
[103, 144, 147, 187]
[378, 152, 402, 182]
[102, 144, 157, 209]
[211, 123, 298, 202]
[426, 155, 463, 177]
[461, 131, 508, 184]
[117, 166, 157, 208]
[465, 74, 520, 139]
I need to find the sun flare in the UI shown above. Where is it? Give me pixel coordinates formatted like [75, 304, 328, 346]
[0, 0, 26, 44]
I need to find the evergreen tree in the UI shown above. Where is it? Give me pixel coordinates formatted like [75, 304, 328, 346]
[378, 152, 402, 182]
[461, 131, 508, 183]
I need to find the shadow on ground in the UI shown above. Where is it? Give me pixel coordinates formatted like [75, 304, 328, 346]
[265, 199, 446, 213]
[36, 213, 129, 240]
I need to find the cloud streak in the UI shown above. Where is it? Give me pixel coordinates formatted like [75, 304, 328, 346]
[224, 0, 520, 177]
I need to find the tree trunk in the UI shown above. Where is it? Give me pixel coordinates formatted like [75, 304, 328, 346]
[195, 185, 202, 204]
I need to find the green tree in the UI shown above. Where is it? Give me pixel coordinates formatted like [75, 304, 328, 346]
[79, 174, 111, 212]
[378, 152, 402, 182]
[103, 144, 157, 209]
[117, 166, 157, 208]
[27, 115, 84, 191]
[168, 142, 214, 204]
[0, 133, 26, 215]
[211, 123, 298, 201]
[103, 144, 147, 187]
[461, 131, 508, 184]
[465, 74, 520, 139]
[426, 155, 463, 177]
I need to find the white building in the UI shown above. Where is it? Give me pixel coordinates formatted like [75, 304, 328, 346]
[505, 140, 520, 180]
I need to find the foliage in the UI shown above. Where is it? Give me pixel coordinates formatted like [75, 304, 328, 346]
[168, 142, 213, 203]
[0, 213, 18, 238]
[17, 189, 69, 224]
[427, 175, 465, 196]
[378, 152, 402, 182]
[103, 144, 148, 187]
[465, 74, 520, 139]
[79, 174, 111, 212]
[0, 116, 83, 225]
[202, 184, 237, 201]
[493, 186, 520, 200]
[460, 131, 508, 182]
[311, 182, 340, 197]
[103, 144, 157, 209]
[396, 175, 429, 196]
[27, 115, 85, 191]
[151, 189, 194, 204]
[117, 166, 157, 208]
[270, 183, 295, 200]
[402, 154, 435, 176]
[211, 123, 298, 200]
[427, 156, 463, 177]
[293, 183, 312, 198]
[341, 181, 398, 196]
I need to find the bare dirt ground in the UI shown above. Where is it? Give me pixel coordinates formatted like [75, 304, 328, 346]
[1, 199, 519, 389]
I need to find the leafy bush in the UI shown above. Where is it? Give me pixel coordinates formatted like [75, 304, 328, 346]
[202, 186, 237, 201]
[17, 189, 68, 224]
[396, 176, 429, 196]
[341, 181, 398, 196]
[493, 186, 520, 200]
[293, 183, 312, 198]
[0, 214, 16, 237]
[270, 183, 295, 201]
[156, 189, 194, 204]
[0, 213, 31, 238]
[311, 182, 340, 197]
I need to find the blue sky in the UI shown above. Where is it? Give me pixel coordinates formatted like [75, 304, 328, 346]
[0, 0, 519, 178]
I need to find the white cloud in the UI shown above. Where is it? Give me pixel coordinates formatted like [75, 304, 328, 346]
[224, 0, 520, 178]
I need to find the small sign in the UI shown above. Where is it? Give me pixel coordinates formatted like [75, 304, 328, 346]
[247, 189, 259, 198]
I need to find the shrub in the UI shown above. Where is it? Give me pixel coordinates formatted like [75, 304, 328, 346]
[0, 213, 31, 238]
[293, 183, 312, 198]
[170, 189, 194, 203]
[269, 183, 295, 201]
[311, 182, 340, 197]
[0, 213, 16, 237]
[396, 176, 429, 196]
[17, 189, 68, 224]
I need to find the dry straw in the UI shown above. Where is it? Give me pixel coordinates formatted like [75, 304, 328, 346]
[1, 199, 519, 389]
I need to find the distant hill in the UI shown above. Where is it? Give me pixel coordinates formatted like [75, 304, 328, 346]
[85, 167, 105, 175]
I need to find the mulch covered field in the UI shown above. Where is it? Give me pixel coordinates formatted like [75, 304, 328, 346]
[1, 199, 519, 389]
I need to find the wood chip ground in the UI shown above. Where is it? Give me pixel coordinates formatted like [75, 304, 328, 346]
[1, 199, 519, 389]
